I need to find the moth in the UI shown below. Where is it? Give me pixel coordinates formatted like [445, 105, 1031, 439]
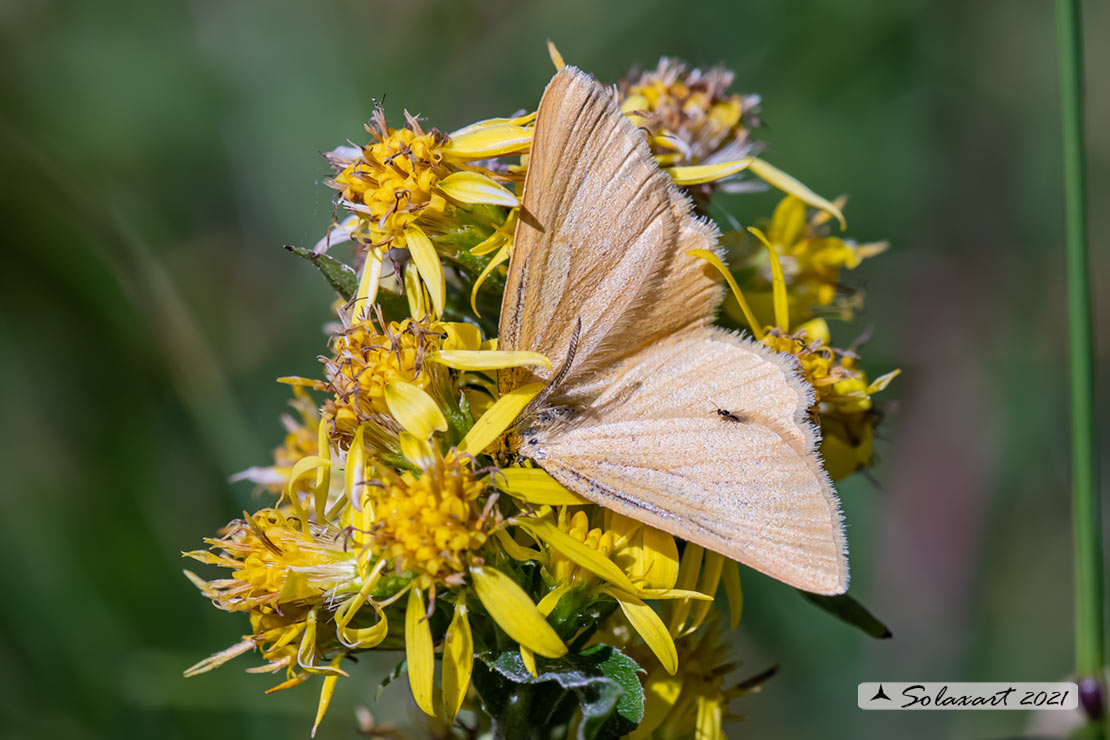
[498, 67, 848, 595]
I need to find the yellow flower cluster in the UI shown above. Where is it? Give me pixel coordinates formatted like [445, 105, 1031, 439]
[320, 314, 442, 436]
[348, 449, 491, 581]
[184, 50, 895, 739]
[329, 109, 448, 240]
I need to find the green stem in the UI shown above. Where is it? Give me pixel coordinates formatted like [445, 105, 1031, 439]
[1055, 0, 1105, 712]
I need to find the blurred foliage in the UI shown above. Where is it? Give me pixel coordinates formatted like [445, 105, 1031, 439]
[1, 0, 1107, 738]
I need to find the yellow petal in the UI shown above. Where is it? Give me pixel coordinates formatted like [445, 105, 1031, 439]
[448, 113, 536, 140]
[405, 226, 445, 318]
[632, 587, 713, 601]
[747, 227, 790, 331]
[665, 159, 753, 186]
[620, 93, 651, 116]
[298, 610, 348, 676]
[493, 529, 545, 562]
[399, 430, 436, 469]
[601, 587, 678, 675]
[344, 424, 367, 507]
[441, 321, 483, 351]
[520, 645, 538, 679]
[313, 415, 332, 522]
[629, 668, 682, 740]
[520, 583, 571, 677]
[339, 610, 389, 649]
[696, 695, 724, 740]
[384, 380, 447, 439]
[687, 249, 765, 341]
[688, 550, 725, 633]
[469, 241, 511, 317]
[335, 561, 389, 648]
[443, 126, 533, 159]
[404, 262, 426, 320]
[748, 158, 846, 230]
[311, 657, 344, 737]
[519, 517, 638, 594]
[667, 544, 703, 637]
[470, 566, 567, 658]
[442, 601, 474, 722]
[457, 381, 544, 456]
[285, 456, 333, 534]
[547, 39, 565, 70]
[722, 559, 744, 630]
[488, 467, 590, 506]
[634, 526, 680, 591]
[354, 247, 383, 321]
[276, 375, 321, 388]
[437, 171, 519, 208]
[796, 317, 831, 345]
[769, 195, 807, 247]
[866, 369, 901, 395]
[405, 586, 436, 717]
[536, 582, 572, 615]
[432, 350, 552, 373]
[335, 561, 387, 631]
[469, 230, 508, 257]
[265, 673, 309, 693]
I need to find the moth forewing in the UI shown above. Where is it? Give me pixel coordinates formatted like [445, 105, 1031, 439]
[499, 66, 721, 397]
[499, 66, 849, 595]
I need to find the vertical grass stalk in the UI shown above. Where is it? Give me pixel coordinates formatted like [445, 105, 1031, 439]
[1055, 0, 1105, 719]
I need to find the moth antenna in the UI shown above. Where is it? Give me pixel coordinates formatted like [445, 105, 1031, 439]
[519, 317, 581, 418]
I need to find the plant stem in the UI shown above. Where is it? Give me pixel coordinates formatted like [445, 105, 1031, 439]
[1055, 0, 1105, 715]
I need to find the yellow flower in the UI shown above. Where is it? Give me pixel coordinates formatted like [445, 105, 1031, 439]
[760, 319, 899, 480]
[338, 428, 569, 722]
[319, 106, 532, 319]
[347, 445, 491, 583]
[630, 619, 774, 740]
[491, 497, 716, 677]
[317, 313, 446, 441]
[730, 195, 888, 325]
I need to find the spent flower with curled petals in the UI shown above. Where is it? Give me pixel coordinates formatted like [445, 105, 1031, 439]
[620, 57, 761, 174]
[612, 56, 846, 223]
[183, 508, 398, 735]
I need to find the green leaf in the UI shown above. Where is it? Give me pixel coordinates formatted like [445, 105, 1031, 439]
[284, 245, 359, 299]
[375, 659, 407, 701]
[284, 245, 410, 320]
[474, 645, 644, 740]
[799, 591, 892, 639]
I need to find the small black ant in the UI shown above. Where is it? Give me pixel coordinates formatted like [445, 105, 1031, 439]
[712, 404, 747, 423]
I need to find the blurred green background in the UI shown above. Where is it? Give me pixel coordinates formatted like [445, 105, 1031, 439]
[2, 0, 1108, 738]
